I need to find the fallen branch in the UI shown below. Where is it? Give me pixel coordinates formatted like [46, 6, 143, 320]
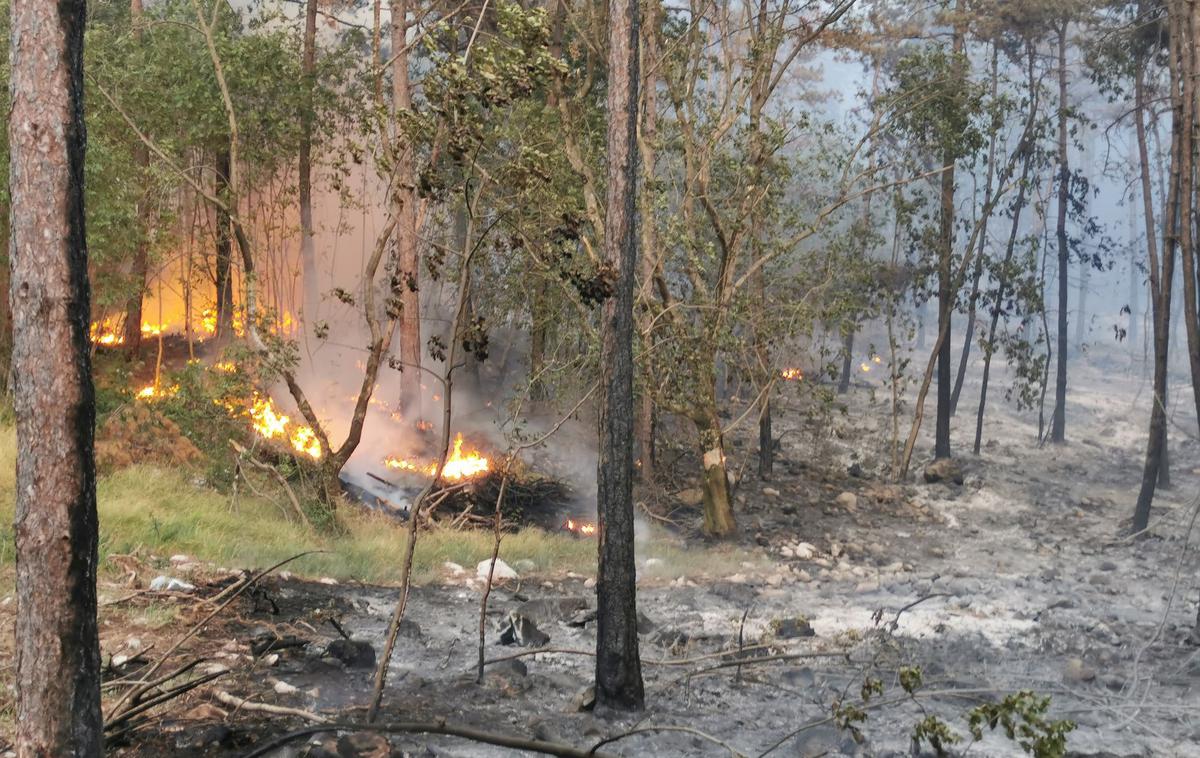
[214, 690, 327, 723]
[588, 725, 748, 757]
[241, 721, 621, 758]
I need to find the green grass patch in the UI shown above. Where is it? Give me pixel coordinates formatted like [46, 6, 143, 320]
[0, 425, 597, 584]
[0, 424, 762, 586]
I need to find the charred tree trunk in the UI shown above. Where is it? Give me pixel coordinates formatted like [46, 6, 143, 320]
[934, 141, 956, 461]
[595, 0, 645, 711]
[837, 324, 854, 395]
[299, 0, 320, 331]
[392, 0, 422, 423]
[214, 147, 234, 338]
[9, 0, 103, 753]
[1050, 24, 1070, 444]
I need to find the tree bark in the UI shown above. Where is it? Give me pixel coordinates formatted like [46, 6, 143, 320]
[1133, 1, 1183, 533]
[10, 0, 103, 753]
[951, 47, 1000, 417]
[1050, 23, 1070, 444]
[975, 142, 1034, 455]
[837, 324, 854, 395]
[595, 0, 645, 711]
[299, 0, 320, 331]
[391, 0, 422, 422]
[122, 0, 149, 356]
[214, 147, 234, 338]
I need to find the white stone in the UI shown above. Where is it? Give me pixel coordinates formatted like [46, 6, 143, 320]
[272, 680, 299, 695]
[442, 561, 465, 574]
[835, 492, 858, 510]
[477, 558, 518, 581]
[762, 487, 781, 497]
[793, 542, 817, 560]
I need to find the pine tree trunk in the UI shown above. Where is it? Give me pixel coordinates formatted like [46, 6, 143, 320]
[391, 0, 422, 422]
[1050, 25, 1070, 443]
[10, 0, 103, 752]
[594, 0, 645, 711]
[121, 0, 149, 356]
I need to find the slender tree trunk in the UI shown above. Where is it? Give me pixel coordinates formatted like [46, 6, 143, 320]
[1050, 24, 1070, 443]
[1133, 4, 1184, 533]
[214, 147, 234, 337]
[122, 0, 149, 356]
[1128, 199, 1140, 356]
[975, 134, 1035, 453]
[10, 0, 102, 753]
[951, 47, 1000, 416]
[392, 0, 422, 422]
[595, 0, 644, 711]
[635, 0, 659, 483]
[299, 0, 320, 331]
[837, 324, 854, 395]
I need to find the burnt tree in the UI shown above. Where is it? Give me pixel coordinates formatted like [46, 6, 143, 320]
[594, 0, 645, 711]
[9, 0, 103, 753]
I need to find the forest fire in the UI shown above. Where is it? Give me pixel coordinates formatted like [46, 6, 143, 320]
[384, 433, 490, 481]
[563, 519, 597, 537]
[781, 367, 804, 381]
[247, 394, 323, 460]
[136, 383, 179, 400]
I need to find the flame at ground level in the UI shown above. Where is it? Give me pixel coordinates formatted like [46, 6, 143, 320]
[384, 433, 490, 481]
[564, 519, 596, 536]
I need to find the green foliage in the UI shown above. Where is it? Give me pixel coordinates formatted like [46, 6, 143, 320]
[913, 714, 962, 756]
[968, 691, 1076, 758]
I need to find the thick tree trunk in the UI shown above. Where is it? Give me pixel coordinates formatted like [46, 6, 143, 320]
[299, 0, 320, 331]
[1050, 26, 1070, 444]
[594, 0, 644, 711]
[695, 397, 735, 537]
[214, 147, 235, 338]
[9, 0, 103, 753]
[392, 0, 422, 422]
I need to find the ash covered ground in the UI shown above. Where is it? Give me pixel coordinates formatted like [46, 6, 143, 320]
[103, 346, 1200, 758]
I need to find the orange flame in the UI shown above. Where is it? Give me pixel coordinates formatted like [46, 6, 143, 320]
[781, 367, 803, 381]
[247, 394, 322, 460]
[565, 519, 597, 536]
[384, 433, 490, 481]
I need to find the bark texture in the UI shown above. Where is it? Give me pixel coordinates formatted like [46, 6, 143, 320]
[1050, 25, 1070, 444]
[595, 0, 645, 711]
[9, 0, 103, 753]
[391, 0, 422, 421]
